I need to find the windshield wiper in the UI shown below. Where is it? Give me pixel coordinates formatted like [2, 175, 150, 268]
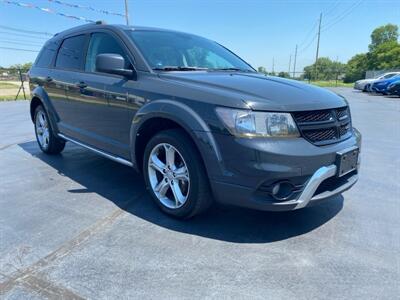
[210, 68, 253, 72]
[153, 66, 208, 71]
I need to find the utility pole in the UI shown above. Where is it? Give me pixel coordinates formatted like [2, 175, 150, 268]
[288, 54, 292, 76]
[293, 44, 297, 78]
[272, 57, 275, 74]
[314, 12, 322, 80]
[124, 0, 130, 26]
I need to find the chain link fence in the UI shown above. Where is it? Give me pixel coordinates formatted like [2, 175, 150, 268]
[260, 70, 349, 87]
[365, 68, 400, 79]
[0, 68, 30, 101]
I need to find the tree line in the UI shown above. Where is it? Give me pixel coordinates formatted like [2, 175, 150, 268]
[258, 24, 400, 83]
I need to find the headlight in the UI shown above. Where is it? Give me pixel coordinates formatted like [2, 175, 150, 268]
[215, 107, 300, 138]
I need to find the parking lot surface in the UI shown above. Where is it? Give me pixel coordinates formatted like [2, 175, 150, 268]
[0, 88, 399, 299]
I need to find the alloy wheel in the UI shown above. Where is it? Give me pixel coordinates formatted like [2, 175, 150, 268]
[147, 143, 190, 209]
[35, 110, 50, 150]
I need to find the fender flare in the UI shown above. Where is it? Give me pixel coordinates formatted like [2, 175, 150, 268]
[129, 100, 223, 176]
[30, 86, 60, 135]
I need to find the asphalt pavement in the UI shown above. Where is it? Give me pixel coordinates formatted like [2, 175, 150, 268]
[0, 88, 399, 299]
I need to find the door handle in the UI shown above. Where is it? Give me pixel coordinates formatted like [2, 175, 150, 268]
[45, 76, 53, 82]
[76, 82, 87, 89]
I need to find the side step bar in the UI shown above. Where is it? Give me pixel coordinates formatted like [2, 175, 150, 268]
[58, 133, 133, 167]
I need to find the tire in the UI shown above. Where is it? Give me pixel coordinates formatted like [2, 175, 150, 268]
[34, 105, 65, 154]
[143, 129, 213, 219]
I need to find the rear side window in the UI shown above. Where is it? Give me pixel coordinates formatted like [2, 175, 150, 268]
[55, 35, 87, 70]
[85, 32, 130, 72]
[35, 40, 59, 68]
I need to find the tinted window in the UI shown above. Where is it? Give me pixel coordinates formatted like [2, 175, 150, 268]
[36, 48, 56, 68]
[85, 33, 129, 72]
[35, 40, 59, 68]
[55, 35, 86, 70]
[127, 30, 253, 71]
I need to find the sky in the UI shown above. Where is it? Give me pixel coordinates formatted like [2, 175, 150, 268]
[0, 0, 399, 72]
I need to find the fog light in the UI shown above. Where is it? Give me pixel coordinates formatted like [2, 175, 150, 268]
[271, 181, 294, 200]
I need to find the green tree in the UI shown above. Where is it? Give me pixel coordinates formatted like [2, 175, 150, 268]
[368, 40, 400, 70]
[9, 62, 33, 71]
[278, 71, 290, 78]
[343, 53, 369, 83]
[303, 57, 346, 80]
[257, 66, 267, 74]
[369, 24, 399, 51]
[344, 23, 399, 82]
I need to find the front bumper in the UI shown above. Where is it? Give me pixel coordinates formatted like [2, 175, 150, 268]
[208, 129, 361, 211]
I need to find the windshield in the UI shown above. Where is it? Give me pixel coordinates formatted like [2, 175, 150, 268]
[127, 30, 254, 72]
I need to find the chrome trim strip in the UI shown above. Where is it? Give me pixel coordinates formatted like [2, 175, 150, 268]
[58, 133, 133, 167]
[294, 165, 337, 209]
[311, 174, 358, 201]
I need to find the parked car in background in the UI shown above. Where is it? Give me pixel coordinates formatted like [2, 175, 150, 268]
[354, 72, 400, 92]
[387, 80, 400, 96]
[371, 75, 400, 94]
[28, 23, 361, 218]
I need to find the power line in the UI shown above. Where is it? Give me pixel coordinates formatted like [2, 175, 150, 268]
[298, 33, 317, 53]
[0, 24, 53, 36]
[297, 20, 318, 48]
[0, 31, 49, 40]
[322, 0, 341, 18]
[322, 0, 364, 32]
[0, 46, 39, 52]
[1, 0, 95, 23]
[0, 39, 44, 47]
[47, 0, 125, 17]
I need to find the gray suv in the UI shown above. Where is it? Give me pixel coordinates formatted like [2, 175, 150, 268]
[29, 23, 361, 218]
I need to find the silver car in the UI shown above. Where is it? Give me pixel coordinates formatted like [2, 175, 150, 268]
[354, 72, 400, 92]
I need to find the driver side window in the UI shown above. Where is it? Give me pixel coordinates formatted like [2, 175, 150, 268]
[85, 32, 130, 73]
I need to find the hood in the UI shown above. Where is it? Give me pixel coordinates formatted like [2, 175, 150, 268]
[160, 72, 347, 111]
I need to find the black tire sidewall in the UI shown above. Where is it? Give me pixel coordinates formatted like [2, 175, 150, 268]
[143, 130, 206, 218]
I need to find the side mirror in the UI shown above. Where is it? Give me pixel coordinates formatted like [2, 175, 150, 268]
[96, 53, 136, 79]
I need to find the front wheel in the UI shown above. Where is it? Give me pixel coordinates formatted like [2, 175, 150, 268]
[34, 105, 65, 154]
[143, 129, 213, 219]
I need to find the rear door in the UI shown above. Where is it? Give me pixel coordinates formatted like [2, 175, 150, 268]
[52, 34, 93, 136]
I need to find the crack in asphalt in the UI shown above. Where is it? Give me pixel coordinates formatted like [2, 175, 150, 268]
[0, 192, 145, 298]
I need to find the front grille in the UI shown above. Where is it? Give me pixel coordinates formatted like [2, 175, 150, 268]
[293, 110, 332, 123]
[304, 128, 336, 142]
[292, 106, 352, 146]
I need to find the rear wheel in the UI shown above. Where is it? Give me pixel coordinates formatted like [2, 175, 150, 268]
[34, 105, 65, 154]
[143, 129, 212, 218]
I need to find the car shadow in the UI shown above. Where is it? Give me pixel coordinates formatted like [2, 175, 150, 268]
[19, 141, 344, 244]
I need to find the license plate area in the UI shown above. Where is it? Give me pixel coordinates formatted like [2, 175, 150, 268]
[336, 147, 359, 177]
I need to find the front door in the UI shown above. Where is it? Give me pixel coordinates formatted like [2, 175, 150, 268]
[67, 31, 137, 159]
